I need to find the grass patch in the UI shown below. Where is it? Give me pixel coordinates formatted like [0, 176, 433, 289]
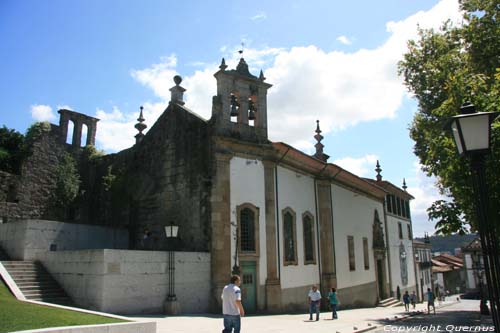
[0, 280, 126, 333]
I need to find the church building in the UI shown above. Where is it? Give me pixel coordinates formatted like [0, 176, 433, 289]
[0, 57, 417, 313]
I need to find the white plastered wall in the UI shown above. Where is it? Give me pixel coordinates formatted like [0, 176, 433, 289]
[276, 166, 319, 289]
[229, 157, 267, 285]
[386, 214, 417, 293]
[331, 184, 386, 289]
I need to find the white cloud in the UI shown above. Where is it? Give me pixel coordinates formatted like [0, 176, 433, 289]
[130, 54, 178, 100]
[333, 154, 378, 177]
[250, 12, 267, 21]
[97, 0, 461, 159]
[31, 104, 56, 121]
[336, 35, 352, 45]
[57, 104, 74, 111]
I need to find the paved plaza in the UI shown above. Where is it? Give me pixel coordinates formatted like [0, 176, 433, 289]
[130, 297, 472, 333]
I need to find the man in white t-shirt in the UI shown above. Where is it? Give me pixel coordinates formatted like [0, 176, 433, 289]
[221, 275, 245, 333]
[308, 285, 322, 321]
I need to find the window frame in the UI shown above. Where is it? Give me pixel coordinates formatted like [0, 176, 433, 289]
[398, 222, 403, 239]
[282, 207, 298, 266]
[236, 203, 260, 258]
[348, 235, 356, 271]
[363, 237, 370, 270]
[302, 212, 316, 265]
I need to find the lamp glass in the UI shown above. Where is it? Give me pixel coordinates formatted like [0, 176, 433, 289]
[458, 114, 490, 152]
[165, 225, 179, 238]
[451, 121, 464, 154]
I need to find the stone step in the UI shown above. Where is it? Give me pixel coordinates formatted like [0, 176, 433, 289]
[2, 260, 74, 306]
[1, 260, 37, 265]
[20, 286, 64, 293]
[378, 297, 402, 307]
[24, 290, 68, 298]
[6, 273, 51, 279]
[16, 281, 60, 288]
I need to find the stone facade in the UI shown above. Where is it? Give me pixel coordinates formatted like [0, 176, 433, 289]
[0, 57, 417, 315]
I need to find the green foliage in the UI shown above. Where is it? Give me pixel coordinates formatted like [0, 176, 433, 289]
[0, 126, 25, 174]
[102, 166, 117, 192]
[0, 280, 125, 333]
[82, 145, 105, 161]
[399, 0, 500, 234]
[54, 153, 81, 207]
[25, 121, 51, 143]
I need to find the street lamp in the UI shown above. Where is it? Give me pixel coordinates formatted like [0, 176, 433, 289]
[164, 224, 179, 314]
[448, 102, 500, 328]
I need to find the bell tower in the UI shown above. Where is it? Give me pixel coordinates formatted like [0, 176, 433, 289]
[211, 57, 272, 142]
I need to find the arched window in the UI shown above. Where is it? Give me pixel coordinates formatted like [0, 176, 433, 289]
[81, 123, 88, 147]
[283, 208, 297, 265]
[237, 203, 259, 256]
[303, 213, 316, 264]
[240, 208, 255, 252]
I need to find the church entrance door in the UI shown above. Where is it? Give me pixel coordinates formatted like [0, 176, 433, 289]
[377, 259, 386, 299]
[240, 261, 257, 313]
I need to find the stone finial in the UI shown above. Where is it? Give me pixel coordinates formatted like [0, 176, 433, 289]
[424, 232, 430, 244]
[169, 75, 186, 105]
[259, 70, 266, 81]
[402, 178, 408, 191]
[375, 160, 382, 181]
[236, 58, 252, 77]
[313, 120, 329, 162]
[134, 106, 147, 144]
[219, 58, 227, 71]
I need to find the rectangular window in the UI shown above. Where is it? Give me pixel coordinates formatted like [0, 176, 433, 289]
[401, 200, 407, 218]
[398, 222, 403, 239]
[363, 237, 369, 270]
[387, 195, 392, 213]
[396, 197, 402, 216]
[348, 236, 355, 271]
[405, 201, 411, 219]
[303, 214, 316, 264]
[391, 195, 397, 215]
[407, 225, 412, 240]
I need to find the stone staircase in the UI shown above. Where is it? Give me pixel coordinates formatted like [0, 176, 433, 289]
[1, 260, 74, 306]
[378, 297, 403, 307]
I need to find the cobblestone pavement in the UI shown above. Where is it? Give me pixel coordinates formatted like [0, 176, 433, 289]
[373, 299, 493, 333]
[130, 297, 480, 333]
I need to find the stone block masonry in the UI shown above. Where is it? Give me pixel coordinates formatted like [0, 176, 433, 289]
[39, 249, 211, 315]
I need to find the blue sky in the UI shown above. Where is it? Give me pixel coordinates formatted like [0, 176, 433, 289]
[0, 0, 464, 236]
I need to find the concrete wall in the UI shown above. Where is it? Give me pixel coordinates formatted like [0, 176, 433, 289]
[39, 249, 210, 315]
[276, 166, 319, 290]
[0, 220, 128, 260]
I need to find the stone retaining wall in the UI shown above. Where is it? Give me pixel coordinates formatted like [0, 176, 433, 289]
[0, 219, 128, 260]
[40, 249, 211, 315]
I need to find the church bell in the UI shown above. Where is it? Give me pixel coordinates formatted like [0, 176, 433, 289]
[230, 95, 239, 117]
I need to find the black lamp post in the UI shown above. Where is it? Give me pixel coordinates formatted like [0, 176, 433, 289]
[164, 224, 179, 314]
[449, 102, 499, 328]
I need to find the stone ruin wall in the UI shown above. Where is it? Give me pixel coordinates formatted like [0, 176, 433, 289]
[0, 125, 68, 222]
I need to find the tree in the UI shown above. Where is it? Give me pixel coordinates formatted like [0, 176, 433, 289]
[399, 0, 500, 235]
[0, 126, 25, 174]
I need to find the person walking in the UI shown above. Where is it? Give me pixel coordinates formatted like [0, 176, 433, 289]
[328, 287, 339, 319]
[308, 285, 321, 321]
[403, 291, 410, 312]
[410, 291, 417, 309]
[427, 288, 436, 314]
[221, 275, 245, 333]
